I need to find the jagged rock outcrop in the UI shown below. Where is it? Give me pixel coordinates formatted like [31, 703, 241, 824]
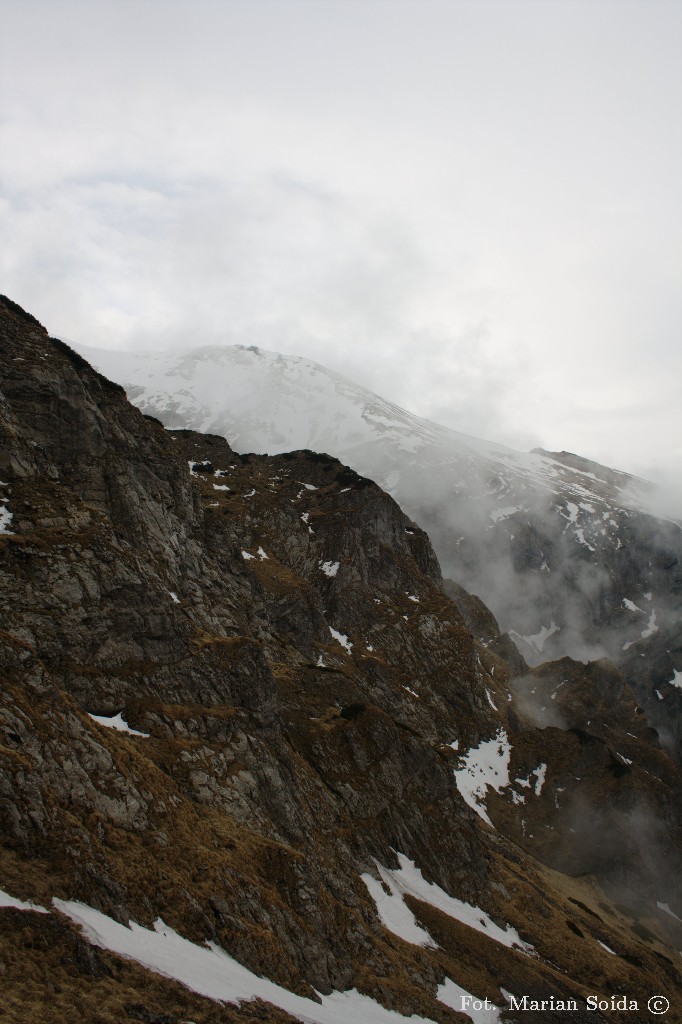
[2, 297, 682, 1023]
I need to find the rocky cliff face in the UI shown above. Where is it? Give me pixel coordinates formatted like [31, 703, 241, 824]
[2, 296, 682, 1024]
[74, 340, 682, 771]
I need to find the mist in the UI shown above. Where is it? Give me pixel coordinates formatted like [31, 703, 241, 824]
[1, 0, 680, 480]
[557, 793, 682, 919]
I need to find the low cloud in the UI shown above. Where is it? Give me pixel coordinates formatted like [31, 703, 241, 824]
[1, 0, 680, 478]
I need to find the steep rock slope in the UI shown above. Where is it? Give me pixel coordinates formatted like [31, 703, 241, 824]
[1, 299, 681, 1023]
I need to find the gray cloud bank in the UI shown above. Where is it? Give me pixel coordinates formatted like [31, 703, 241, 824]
[1, 0, 680, 478]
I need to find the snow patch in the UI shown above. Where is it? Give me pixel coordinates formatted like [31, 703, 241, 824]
[301, 511, 315, 532]
[453, 730, 512, 827]
[0, 889, 48, 914]
[169, 591, 180, 604]
[319, 560, 339, 577]
[563, 502, 579, 525]
[0, 498, 13, 535]
[512, 763, 545, 801]
[329, 627, 352, 653]
[88, 712, 149, 738]
[509, 623, 559, 655]
[437, 979, 503, 1023]
[532, 763, 547, 796]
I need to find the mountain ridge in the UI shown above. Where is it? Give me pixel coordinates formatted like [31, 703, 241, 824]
[2, 298, 682, 1022]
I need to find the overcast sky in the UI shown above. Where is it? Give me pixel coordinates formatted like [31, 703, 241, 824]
[1, 0, 680, 486]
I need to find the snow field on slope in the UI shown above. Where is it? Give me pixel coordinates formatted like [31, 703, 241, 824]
[361, 853, 532, 953]
[3, 883, 517, 1024]
[453, 730, 512, 827]
[53, 898, 437, 1024]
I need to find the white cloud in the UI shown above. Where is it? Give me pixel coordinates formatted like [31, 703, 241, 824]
[1, 0, 680, 477]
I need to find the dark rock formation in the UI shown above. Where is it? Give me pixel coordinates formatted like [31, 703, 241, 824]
[2, 296, 682, 1023]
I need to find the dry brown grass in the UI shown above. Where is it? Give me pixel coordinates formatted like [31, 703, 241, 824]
[245, 559, 311, 598]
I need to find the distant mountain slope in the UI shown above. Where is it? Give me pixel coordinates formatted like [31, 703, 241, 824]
[76, 341, 649, 507]
[76, 342, 682, 759]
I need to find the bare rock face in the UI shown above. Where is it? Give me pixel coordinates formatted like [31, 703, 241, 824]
[2, 296, 682, 1023]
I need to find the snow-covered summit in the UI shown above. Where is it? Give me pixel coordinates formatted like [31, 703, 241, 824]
[78, 342, 513, 464]
[75, 341, 648, 513]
